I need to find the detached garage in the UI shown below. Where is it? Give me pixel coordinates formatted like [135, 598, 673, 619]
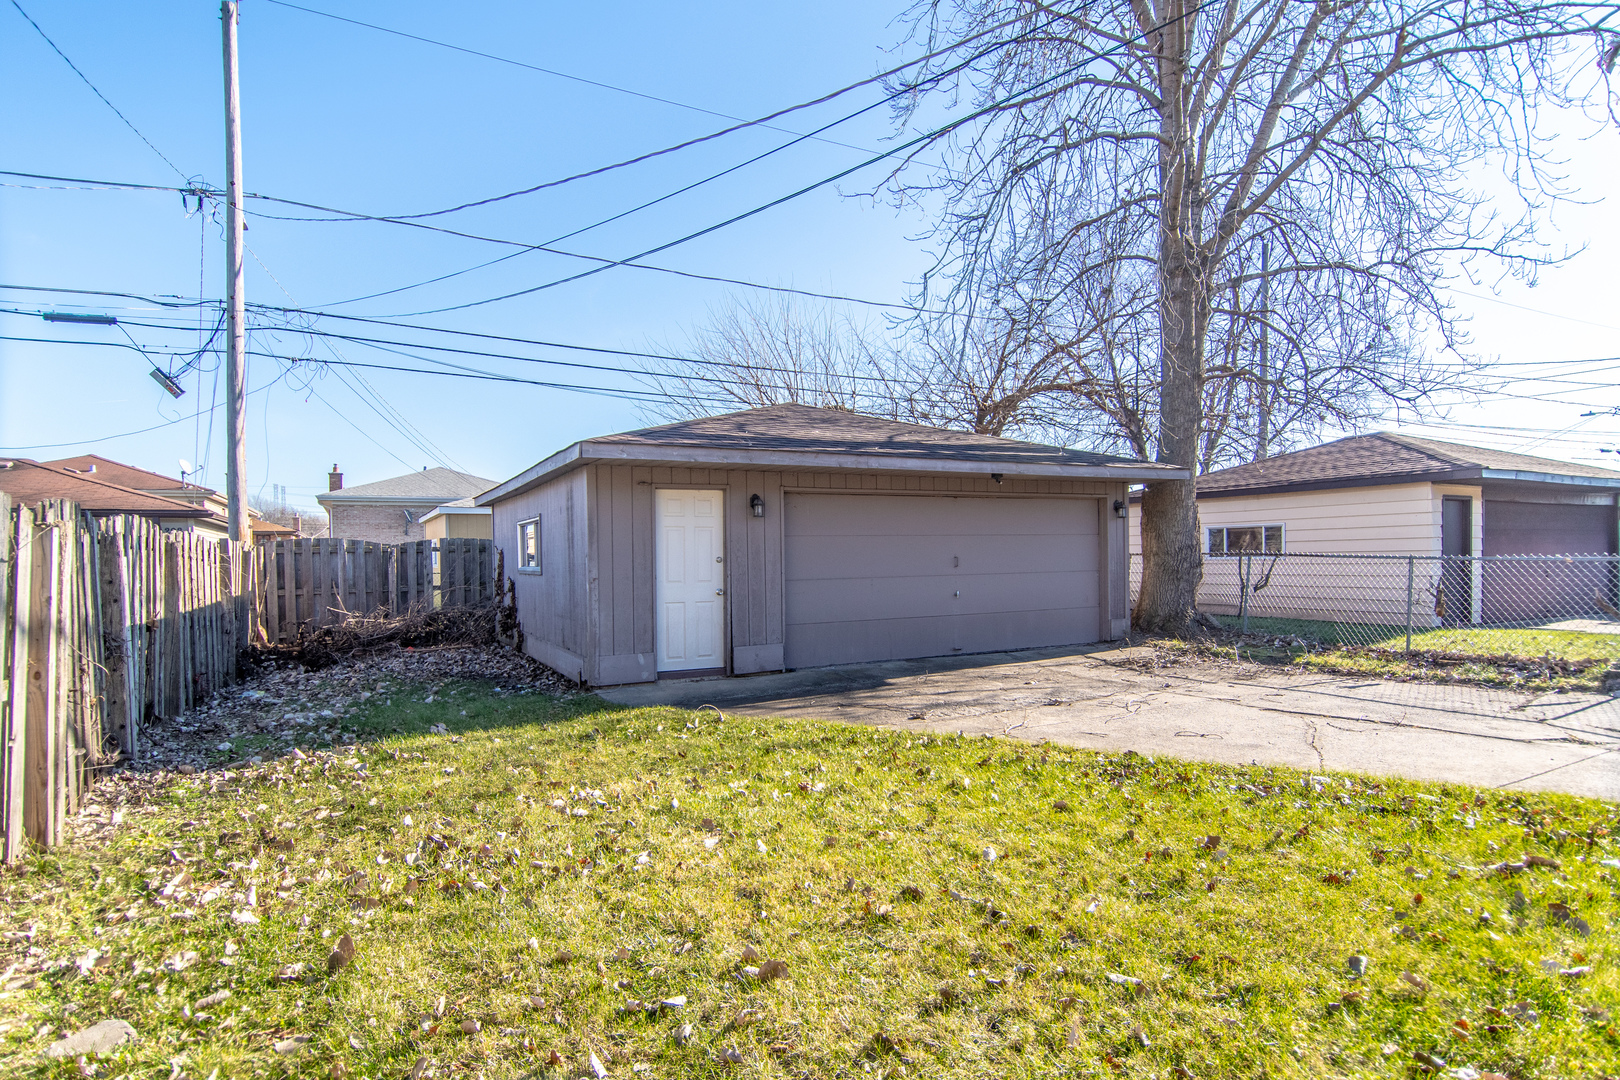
[478, 405, 1183, 686]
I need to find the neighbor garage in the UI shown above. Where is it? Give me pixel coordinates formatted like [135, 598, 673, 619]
[477, 404, 1183, 686]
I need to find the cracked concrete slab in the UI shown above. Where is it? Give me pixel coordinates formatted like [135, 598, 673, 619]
[597, 645, 1620, 801]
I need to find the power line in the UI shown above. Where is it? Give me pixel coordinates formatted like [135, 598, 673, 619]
[259, 0, 881, 156]
[253, 2, 1230, 317]
[238, 241, 468, 474]
[7, 0, 191, 181]
[314, 90, 897, 310]
[17, 302, 923, 389]
[0, 327, 737, 408]
[0, 173, 943, 314]
[0, 371, 283, 451]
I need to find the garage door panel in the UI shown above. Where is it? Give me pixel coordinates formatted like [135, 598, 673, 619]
[787, 608, 1099, 668]
[786, 533, 1097, 579]
[784, 492, 1101, 669]
[786, 570, 1099, 623]
[1484, 500, 1615, 556]
[786, 494, 1097, 537]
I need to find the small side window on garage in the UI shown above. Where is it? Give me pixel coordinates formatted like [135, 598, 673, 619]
[1208, 524, 1283, 555]
[518, 516, 541, 571]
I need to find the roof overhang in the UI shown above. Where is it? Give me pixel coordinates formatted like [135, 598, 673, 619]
[477, 441, 1188, 506]
[422, 504, 492, 522]
[1479, 468, 1620, 490]
[1155, 465, 1620, 502]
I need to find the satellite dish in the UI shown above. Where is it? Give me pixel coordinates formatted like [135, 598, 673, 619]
[178, 459, 194, 479]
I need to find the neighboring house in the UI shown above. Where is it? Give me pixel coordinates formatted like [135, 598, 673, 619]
[251, 518, 297, 542]
[317, 464, 494, 544]
[476, 404, 1183, 686]
[421, 497, 492, 540]
[43, 453, 240, 538]
[1128, 433, 1620, 558]
[0, 458, 219, 532]
[1126, 433, 1620, 625]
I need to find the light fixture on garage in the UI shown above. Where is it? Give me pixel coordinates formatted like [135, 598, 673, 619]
[1113, 499, 1128, 519]
[991, 473, 1004, 484]
[749, 493, 765, 517]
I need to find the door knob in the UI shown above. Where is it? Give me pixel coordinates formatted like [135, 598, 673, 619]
[715, 589, 725, 596]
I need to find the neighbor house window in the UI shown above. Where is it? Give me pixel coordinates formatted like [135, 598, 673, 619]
[518, 517, 541, 571]
[1208, 524, 1283, 555]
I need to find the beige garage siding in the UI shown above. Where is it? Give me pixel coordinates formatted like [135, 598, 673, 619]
[1129, 482, 1483, 557]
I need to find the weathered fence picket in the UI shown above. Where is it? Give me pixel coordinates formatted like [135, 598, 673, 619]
[254, 537, 494, 644]
[1, 501, 261, 860]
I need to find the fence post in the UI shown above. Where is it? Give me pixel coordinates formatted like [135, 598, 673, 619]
[1238, 554, 1250, 632]
[1405, 555, 1414, 654]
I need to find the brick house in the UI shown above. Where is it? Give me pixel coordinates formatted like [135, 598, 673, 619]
[316, 464, 494, 543]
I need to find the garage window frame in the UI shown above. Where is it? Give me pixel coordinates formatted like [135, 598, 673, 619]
[1208, 523, 1283, 555]
[517, 515, 542, 573]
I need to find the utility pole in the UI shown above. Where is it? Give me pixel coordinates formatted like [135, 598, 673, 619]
[1254, 239, 1271, 463]
[222, 1, 249, 542]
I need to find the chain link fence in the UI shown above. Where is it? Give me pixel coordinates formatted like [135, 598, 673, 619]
[1129, 553, 1620, 656]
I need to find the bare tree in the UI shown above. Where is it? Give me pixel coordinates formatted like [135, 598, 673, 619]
[247, 492, 327, 536]
[638, 295, 880, 421]
[639, 293, 1106, 438]
[885, 0, 1617, 632]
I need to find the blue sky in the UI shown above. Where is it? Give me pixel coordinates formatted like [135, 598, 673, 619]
[2, 0, 1618, 513]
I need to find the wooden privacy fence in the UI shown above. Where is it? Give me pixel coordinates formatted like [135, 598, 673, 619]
[1, 498, 258, 861]
[256, 537, 495, 643]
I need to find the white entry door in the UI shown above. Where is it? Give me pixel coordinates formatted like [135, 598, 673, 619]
[655, 489, 725, 672]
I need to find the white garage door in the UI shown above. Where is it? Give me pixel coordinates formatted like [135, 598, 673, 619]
[783, 493, 1100, 669]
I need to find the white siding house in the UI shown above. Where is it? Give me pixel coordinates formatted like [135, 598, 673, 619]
[1128, 433, 1620, 627]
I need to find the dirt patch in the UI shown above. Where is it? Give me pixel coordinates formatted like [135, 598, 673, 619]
[112, 642, 577, 779]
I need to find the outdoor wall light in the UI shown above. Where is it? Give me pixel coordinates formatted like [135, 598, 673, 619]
[1113, 499, 1128, 519]
[750, 493, 765, 518]
[991, 473, 1004, 484]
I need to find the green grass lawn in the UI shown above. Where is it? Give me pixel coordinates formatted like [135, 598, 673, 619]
[1212, 615, 1620, 662]
[2, 682, 1616, 1079]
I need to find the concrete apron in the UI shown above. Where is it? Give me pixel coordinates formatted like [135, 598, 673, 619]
[597, 645, 1620, 802]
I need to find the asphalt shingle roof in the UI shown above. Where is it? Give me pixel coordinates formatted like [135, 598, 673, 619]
[594, 404, 1153, 468]
[41, 454, 212, 495]
[1197, 433, 1620, 495]
[318, 467, 494, 502]
[0, 459, 213, 516]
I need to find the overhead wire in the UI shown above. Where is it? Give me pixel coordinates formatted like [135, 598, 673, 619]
[0, 370, 284, 451]
[259, 0, 878, 156]
[6, 0, 191, 181]
[298, 9, 1079, 309]
[258, 0, 1054, 225]
[0, 172, 948, 315]
[240, 244, 469, 473]
[241, 1, 1230, 318]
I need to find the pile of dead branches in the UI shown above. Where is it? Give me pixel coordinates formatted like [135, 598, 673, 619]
[261, 601, 503, 670]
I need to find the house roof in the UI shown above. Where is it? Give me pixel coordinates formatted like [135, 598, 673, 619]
[317, 467, 495, 505]
[250, 519, 297, 537]
[41, 453, 213, 495]
[0, 459, 214, 517]
[422, 497, 491, 521]
[479, 404, 1186, 505]
[1196, 433, 1620, 498]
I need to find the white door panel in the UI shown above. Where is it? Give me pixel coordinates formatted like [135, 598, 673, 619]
[656, 490, 725, 671]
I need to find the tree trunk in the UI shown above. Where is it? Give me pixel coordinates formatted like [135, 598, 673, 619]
[1133, 4, 1206, 636]
[1134, 245, 1206, 633]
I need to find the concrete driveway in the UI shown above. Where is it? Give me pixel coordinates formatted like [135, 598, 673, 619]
[598, 645, 1620, 801]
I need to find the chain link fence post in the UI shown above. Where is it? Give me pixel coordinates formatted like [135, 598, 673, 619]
[1405, 555, 1414, 654]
